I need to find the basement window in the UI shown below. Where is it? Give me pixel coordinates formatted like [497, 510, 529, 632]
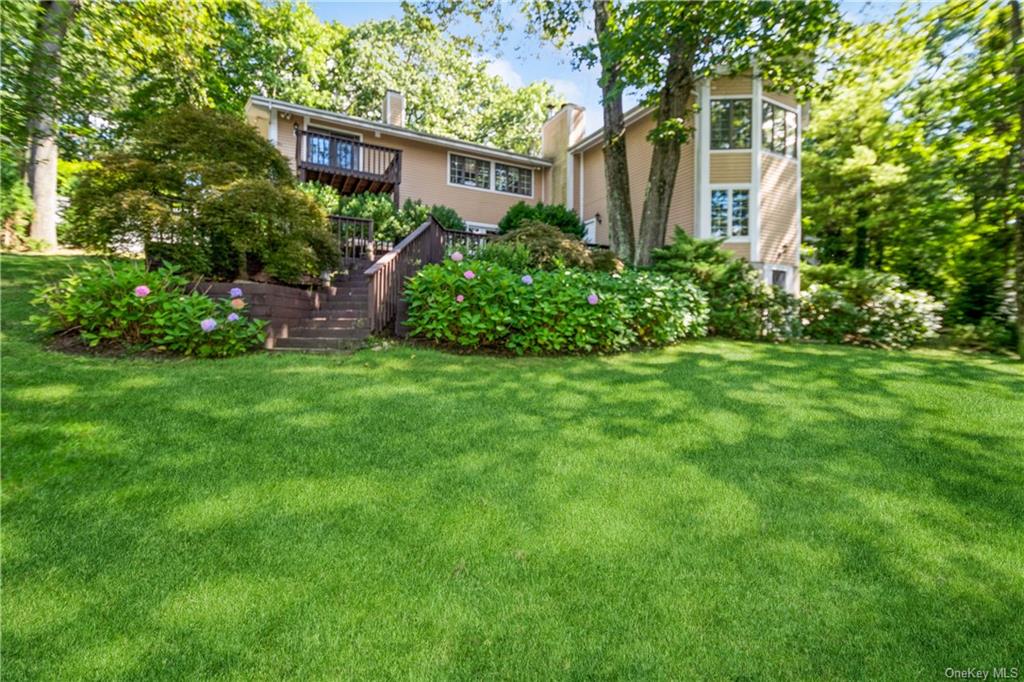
[710, 188, 750, 239]
[710, 99, 752, 150]
[449, 154, 491, 189]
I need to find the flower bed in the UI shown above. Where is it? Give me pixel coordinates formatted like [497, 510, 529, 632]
[31, 261, 265, 357]
[405, 253, 708, 354]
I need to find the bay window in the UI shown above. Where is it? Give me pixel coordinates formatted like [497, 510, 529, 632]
[762, 102, 798, 158]
[710, 99, 752, 150]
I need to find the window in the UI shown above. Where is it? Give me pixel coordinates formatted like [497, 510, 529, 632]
[583, 218, 597, 245]
[495, 162, 532, 196]
[771, 268, 788, 289]
[762, 103, 798, 158]
[710, 188, 750, 239]
[710, 99, 752, 150]
[449, 154, 491, 189]
[306, 128, 360, 170]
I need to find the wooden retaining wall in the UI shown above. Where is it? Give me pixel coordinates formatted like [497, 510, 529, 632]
[192, 281, 327, 349]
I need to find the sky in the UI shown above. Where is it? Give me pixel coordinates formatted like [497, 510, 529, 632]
[309, 1, 909, 137]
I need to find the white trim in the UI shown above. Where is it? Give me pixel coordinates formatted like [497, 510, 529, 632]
[268, 107, 278, 146]
[446, 151, 535, 199]
[751, 76, 762, 262]
[566, 144, 574, 211]
[578, 152, 584, 215]
[761, 95, 799, 115]
[709, 149, 752, 154]
[248, 96, 550, 168]
[795, 93, 803, 294]
[708, 94, 753, 100]
[697, 80, 711, 238]
[465, 221, 499, 233]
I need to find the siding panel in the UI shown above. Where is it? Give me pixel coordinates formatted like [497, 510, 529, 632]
[709, 152, 751, 184]
[759, 154, 799, 265]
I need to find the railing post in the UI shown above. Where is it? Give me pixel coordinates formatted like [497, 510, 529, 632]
[367, 219, 375, 262]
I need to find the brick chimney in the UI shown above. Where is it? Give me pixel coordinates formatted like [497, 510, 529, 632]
[383, 90, 405, 127]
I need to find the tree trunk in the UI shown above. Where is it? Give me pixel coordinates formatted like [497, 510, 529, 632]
[26, 0, 77, 249]
[635, 47, 693, 266]
[1010, 0, 1023, 359]
[593, 0, 634, 264]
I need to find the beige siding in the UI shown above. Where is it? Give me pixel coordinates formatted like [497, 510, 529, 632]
[721, 242, 751, 260]
[572, 154, 582, 212]
[763, 89, 798, 109]
[245, 103, 270, 140]
[577, 111, 695, 247]
[711, 76, 753, 97]
[276, 111, 298, 172]
[709, 152, 751, 184]
[581, 147, 607, 243]
[759, 154, 799, 265]
[271, 113, 543, 226]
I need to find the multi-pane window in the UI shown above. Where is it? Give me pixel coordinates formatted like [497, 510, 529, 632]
[449, 154, 491, 189]
[710, 99, 752, 150]
[710, 188, 750, 239]
[762, 103, 798, 158]
[771, 269, 788, 290]
[494, 163, 532, 196]
[307, 128, 359, 169]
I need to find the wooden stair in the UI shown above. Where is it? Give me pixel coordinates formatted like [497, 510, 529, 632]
[273, 263, 373, 352]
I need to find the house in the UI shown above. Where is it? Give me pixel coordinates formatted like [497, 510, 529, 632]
[244, 74, 802, 293]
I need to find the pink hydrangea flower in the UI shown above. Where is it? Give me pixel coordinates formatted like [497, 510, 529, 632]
[451, 251, 464, 262]
[230, 298, 245, 309]
[456, 295, 465, 303]
[227, 313, 240, 322]
[134, 285, 150, 298]
[587, 293, 599, 305]
[463, 270, 475, 279]
[229, 287, 243, 298]
[521, 275, 533, 285]
[200, 318, 217, 332]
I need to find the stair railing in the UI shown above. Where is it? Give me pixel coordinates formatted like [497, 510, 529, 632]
[364, 217, 495, 335]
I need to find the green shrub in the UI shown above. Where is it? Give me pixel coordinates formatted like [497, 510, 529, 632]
[298, 181, 340, 215]
[405, 257, 707, 354]
[800, 264, 944, 349]
[473, 242, 533, 271]
[338, 194, 466, 241]
[197, 179, 337, 282]
[652, 229, 799, 340]
[589, 248, 625, 273]
[493, 221, 595, 270]
[498, 201, 585, 238]
[946, 317, 1015, 353]
[30, 261, 265, 357]
[1, 147, 32, 241]
[64, 106, 333, 285]
[430, 204, 467, 232]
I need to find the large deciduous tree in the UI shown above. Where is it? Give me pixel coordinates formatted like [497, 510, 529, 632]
[24, 0, 78, 248]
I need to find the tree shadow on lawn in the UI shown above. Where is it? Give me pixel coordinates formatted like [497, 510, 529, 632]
[3, 271, 1024, 678]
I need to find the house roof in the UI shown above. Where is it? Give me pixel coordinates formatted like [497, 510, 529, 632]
[248, 96, 553, 168]
[569, 104, 654, 154]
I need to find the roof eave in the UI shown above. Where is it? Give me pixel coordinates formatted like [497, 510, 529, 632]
[248, 96, 552, 168]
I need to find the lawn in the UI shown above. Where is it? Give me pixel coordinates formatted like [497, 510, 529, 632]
[2, 254, 1023, 680]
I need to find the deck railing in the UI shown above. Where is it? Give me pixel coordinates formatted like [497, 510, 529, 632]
[296, 128, 402, 183]
[328, 215, 394, 264]
[364, 217, 496, 334]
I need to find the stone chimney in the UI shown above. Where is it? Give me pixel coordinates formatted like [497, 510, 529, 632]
[541, 103, 585, 207]
[383, 90, 405, 127]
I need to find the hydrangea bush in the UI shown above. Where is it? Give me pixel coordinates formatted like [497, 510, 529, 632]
[405, 257, 708, 354]
[31, 261, 265, 357]
[800, 265, 944, 349]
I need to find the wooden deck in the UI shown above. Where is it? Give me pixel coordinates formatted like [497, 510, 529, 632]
[295, 128, 402, 203]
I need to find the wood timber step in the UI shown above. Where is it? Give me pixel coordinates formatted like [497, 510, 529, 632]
[274, 333, 369, 351]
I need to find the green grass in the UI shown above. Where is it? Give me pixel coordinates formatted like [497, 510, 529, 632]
[3, 254, 1023, 680]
